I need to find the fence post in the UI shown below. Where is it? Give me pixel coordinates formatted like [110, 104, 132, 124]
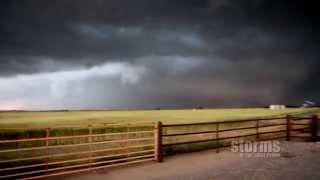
[88, 125, 93, 143]
[45, 128, 50, 173]
[286, 115, 291, 141]
[216, 123, 220, 153]
[154, 121, 163, 162]
[256, 119, 259, 141]
[311, 115, 318, 142]
[88, 125, 93, 169]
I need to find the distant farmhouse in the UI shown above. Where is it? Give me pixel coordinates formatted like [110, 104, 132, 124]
[269, 105, 286, 110]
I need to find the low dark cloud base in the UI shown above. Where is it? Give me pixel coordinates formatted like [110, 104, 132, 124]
[0, 0, 319, 109]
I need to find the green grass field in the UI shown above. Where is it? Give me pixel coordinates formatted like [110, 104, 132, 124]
[0, 107, 319, 178]
[1, 108, 320, 129]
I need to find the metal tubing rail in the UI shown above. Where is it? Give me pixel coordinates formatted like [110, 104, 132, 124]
[0, 154, 155, 179]
[0, 137, 154, 154]
[0, 149, 155, 172]
[0, 144, 154, 164]
[0, 130, 154, 144]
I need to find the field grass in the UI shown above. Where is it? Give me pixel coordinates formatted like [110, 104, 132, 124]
[1, 108, 319, 178]
[1, 108, 319, 129]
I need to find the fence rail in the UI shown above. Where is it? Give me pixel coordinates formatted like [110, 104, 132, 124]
[0, 115, 318, 179]
[0, 123, 157, 179]
[158, 115, 318, 159]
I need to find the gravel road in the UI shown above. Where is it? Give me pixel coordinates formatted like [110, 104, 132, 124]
[65, 142, 320, 180]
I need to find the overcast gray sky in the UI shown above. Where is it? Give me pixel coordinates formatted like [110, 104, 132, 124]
[0, 0, 319, 110]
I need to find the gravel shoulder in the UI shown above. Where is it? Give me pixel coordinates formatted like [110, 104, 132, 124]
[65, 142, 320, 180]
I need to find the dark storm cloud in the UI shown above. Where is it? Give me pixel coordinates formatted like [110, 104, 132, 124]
[0, 0, 320, 109]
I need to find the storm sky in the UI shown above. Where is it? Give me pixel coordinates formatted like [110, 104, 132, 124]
[0, 0, 319, 110]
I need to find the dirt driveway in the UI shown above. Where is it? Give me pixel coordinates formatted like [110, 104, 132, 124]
[65, 142, 320, 180]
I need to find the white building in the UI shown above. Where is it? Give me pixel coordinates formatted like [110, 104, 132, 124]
[301, 101, 316, 108]
[269, 105, 286, 110]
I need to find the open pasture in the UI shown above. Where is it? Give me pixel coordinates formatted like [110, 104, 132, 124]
[0, 108, 319, 179]
[1, 108, 319, 128]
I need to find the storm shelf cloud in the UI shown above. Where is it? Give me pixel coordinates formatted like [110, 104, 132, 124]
[0, 0, 319, 110]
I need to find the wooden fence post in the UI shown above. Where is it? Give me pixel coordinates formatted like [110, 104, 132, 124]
[154, 121, 163, 162]
[311, 115, 318, 142]
[286, 115, 291, 141]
